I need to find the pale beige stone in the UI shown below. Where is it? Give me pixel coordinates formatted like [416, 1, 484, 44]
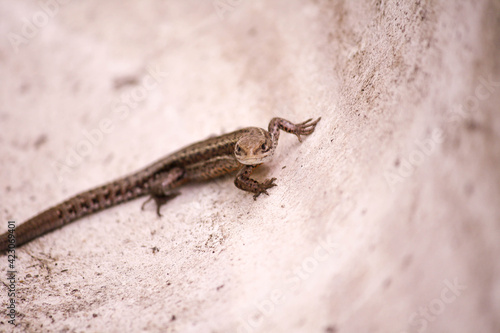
[0, 0, 498, 332]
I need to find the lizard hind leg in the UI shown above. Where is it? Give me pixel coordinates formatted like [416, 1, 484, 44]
[142, 167, 187, 217]
[141, 191, 181, 217]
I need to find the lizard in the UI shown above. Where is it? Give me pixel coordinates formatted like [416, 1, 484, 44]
[0, 117, 321, 252]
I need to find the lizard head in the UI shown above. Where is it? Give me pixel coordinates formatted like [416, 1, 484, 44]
[234, 129, 275, 165]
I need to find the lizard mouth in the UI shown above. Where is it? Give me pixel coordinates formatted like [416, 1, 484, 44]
[236, 153, 274, 165]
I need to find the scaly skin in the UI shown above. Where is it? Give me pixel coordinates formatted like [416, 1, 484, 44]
[0, 117, 321, 251]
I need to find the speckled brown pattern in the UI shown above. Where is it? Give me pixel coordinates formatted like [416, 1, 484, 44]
[0, 117, 320, 251]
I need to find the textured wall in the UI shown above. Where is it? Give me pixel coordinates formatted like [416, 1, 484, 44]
[1, 0, 499, 332]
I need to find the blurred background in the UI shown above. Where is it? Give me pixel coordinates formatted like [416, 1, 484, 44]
[0, 1, 499, 332]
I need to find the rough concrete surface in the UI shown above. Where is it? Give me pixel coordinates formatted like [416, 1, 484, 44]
[1, 0, 499, 332]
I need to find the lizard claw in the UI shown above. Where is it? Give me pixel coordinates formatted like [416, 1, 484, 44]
[253, 177, 277, 200]
[294, 117, 321, 142]
[141, 192, 181, 217]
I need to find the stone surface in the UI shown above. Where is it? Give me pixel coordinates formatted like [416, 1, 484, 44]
[0, 0, 499, 332]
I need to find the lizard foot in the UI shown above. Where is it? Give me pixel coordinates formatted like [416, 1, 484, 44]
[141, 191, 181, 217]
[253, 178, 277, 200]
[293, 117, 321, 142]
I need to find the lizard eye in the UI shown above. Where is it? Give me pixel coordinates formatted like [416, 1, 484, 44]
[235, 145, 242, 154]
[261, 143, 268, 151]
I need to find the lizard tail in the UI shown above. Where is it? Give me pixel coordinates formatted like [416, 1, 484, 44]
[0, 178, 149, 252]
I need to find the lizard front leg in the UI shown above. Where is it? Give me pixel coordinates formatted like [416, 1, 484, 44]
[268, 117, 321, 145]
[234, 165, 277, 199]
